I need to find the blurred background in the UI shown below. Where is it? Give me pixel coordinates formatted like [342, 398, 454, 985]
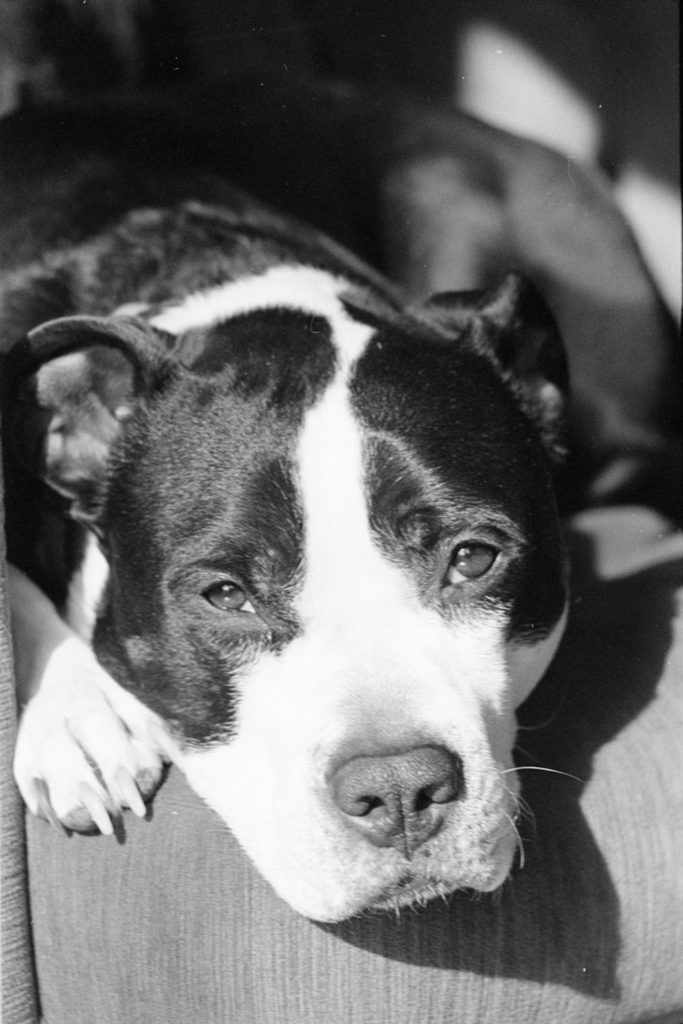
[0, 0, 679, 315]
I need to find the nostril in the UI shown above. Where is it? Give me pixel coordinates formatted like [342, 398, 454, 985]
[340, 792, 384, 817]
[415, 784, 443, 812]
[417, 773, 460, 809]
[330, 745, 464, 853]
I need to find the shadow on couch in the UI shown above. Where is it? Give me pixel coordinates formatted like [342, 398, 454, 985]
[324, 515, 681, 1001]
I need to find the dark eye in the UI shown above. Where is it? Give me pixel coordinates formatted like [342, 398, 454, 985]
[203, 581, 255, 613]
[446, 543, 499, 583]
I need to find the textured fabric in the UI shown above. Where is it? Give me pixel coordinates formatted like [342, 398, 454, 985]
[23, 507, 683, 1024]
[0, 446, 39, 1024]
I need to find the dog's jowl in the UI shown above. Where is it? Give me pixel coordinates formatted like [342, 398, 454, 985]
[6, 194, 568, 920]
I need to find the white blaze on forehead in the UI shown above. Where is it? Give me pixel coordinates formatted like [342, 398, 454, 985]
[148, 265, 360, 335]
[294, 297, 411, 630]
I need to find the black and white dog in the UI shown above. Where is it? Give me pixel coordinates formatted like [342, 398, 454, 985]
[1, 88, 640, 923]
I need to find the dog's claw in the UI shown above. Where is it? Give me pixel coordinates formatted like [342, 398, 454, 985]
[76, 782, 114, 835]
[112, 766, 146, 818]
[32, 779, 67, 833]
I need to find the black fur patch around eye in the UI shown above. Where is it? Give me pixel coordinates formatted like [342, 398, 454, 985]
[353, 328, 568, 644]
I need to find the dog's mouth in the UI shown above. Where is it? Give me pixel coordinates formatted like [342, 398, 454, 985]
[356, 825, 519, 917]
[364, 870, 452, 914]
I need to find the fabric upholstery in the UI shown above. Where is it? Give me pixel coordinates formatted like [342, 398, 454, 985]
[21, 507, 683, 1024]
[1, 451, 39, 1024]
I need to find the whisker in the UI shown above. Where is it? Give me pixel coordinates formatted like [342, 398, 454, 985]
[503, 765, 584, 785]
[515, 792, 536, 831]
[513, 742, 539, 763]
[500, 808, 525, 871]
[498, 770, 537, 835]
[516, 701, 568, 732]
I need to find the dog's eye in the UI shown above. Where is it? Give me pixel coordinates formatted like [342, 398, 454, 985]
[203, 581, 255, 614]
[446, 543, 498, 582]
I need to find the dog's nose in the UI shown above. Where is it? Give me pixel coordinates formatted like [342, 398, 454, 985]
[330, 745, 463, 856]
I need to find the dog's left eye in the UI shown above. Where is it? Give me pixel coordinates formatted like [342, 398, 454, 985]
[203, 581, 255, 614]
[446, 543, 499, 582]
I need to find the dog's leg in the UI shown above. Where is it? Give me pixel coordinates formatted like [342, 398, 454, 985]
[9, 564, 173, 833]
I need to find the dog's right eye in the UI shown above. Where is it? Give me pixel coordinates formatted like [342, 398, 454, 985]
[446, 542, 499, 583]
[203, 581, 255, 614]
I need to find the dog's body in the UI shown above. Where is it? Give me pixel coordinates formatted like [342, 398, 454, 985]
[1, 85, 669, 921]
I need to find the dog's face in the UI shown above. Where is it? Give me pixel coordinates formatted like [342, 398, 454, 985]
[15, 265, 568, 921]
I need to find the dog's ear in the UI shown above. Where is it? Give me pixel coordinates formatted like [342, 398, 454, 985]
[420, 272, 568, 464]
[6, 315, 177, 524]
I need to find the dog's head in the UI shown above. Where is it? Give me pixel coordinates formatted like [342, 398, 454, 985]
[12, 264, 568, 920]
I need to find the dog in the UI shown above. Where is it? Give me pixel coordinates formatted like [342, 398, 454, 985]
[2, 85, 666, 922]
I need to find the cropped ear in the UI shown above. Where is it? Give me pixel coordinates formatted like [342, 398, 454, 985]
[6, 315, 177, 524]
[420, 272, 568, 464]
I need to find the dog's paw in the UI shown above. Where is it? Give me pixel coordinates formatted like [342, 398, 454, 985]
[14, 634, 173, 834]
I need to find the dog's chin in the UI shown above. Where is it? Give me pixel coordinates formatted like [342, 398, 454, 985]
[366, 860, 515, 921]
[283, 832, 518, 923]
[363, 876, 463, 917]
